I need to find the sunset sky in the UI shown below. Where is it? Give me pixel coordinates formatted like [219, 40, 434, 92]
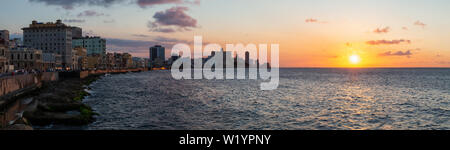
[1, 0, 449, 67]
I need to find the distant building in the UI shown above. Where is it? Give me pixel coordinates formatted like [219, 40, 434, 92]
[245, 51, 250, 68]
[149, 45, 165, 61]
[73, 46, 87, 70]
[123, 53, 133, 68]
[72, 36, 106, 55]
[105, 53, 115, 69]
[0, 44, 12, 73]
[168, 55, 180, 65]
[8, 38, 22, 48]
[132, 57, 146, 68]
[22, 20, 78, 69]
[42, 53, 61, 71]
[0, 30, 9, 46]
[9, 46, 43, 71]
[71, 27, 82, 38]
[111, 52, 133, 69]
[87, 54, 102, 69]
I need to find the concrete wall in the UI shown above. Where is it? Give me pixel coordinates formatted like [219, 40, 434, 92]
[0, 72, 59, 98]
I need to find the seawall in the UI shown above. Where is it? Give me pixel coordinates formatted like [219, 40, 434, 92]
[0, 72, 59, 108]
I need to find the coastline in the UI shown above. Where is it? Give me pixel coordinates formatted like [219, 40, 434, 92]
[1, 69, 147, 130]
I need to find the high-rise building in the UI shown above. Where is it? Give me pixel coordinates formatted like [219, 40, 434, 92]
[22, 20, 78, 69]
[149, 45, 165, 61]
[245, 51, 250, 68]
[0, 30, 9, 45]
[72, 36, 106, 55]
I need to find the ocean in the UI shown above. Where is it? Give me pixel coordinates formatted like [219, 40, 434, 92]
[83, 68, 450, 130]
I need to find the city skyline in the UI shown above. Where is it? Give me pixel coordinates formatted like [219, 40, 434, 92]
[1, 0, 450, 68]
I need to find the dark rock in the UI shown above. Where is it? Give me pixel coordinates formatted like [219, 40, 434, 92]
[4, 124, 33, 130]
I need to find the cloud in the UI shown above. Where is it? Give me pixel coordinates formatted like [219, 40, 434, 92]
[379, 50, 413, 58]
[106, 36, 191, 56]
[305, 18, 327, 24]
[77, 10, 106, 17]
[83, 30, 98, 36]
[366, 39, 411, 45]
[29, 0, 122, 10]
[373, 27, 390, 34]
[132, 34, 150, 37]
[137, 0, 201, 8]
[63, 19, 86, 23]
[305, 18, 318, 23]
[436, 61, 450, 65]
[345, 42, 352, 47]
[30, 0, 202, 10]
[107, 36, 190, 47]
[137, 0, 183, 8]
[103, 19, 115, 23]
[414, 21, 426, 28]
[147, 6, 197, 33]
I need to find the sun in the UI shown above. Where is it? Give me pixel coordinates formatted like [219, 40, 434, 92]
[349, 54, 361, 64]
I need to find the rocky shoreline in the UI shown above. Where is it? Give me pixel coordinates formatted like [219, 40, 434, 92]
[3, 74, 102, 130]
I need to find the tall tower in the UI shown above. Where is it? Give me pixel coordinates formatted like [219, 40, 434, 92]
[149, 45, 165, 61]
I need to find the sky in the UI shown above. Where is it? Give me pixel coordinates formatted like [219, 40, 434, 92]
[0, 0, 449, 68]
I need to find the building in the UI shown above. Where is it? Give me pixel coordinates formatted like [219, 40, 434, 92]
[71, 27, 82, 38]
[87, 54, 102, 69]
[22, 20, 77, 69]
[149, 45, 165, 61]
[123, 53, 133, 68]
[105, 53, 115, 69]
[0, 44, 12, 73]
[73, 46, 87, 70]
[72, 36, 106, 55]
[168, 55, 180, 65]
[9, 46, 43, 71]
[9, 38, 22, 48]
[71, 50, 80, 70]
[132, 57, 146, 68]
[0, 30, 9, 46]
[42, 53, 61, 71]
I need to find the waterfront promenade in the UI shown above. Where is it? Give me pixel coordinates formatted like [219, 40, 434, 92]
[0, 68, 147, 130]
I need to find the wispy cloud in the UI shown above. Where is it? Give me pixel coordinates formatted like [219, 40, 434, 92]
[305, 18, 318, 23]
[305, 18, 327, 24]
[147, 6, 197, 33]
[131, 34, 150, 38]
[373, 27, 390, 34]
[366, 39, 411, 45]
[29, 0, 122, 10]
[106, 36, 191, 55]
[77, 10, 106, 17]
[137, 0, 201, 8]
[379, 50, 413, 58]
[63, 19, 86, 23]
[137, 0, 183, 8]
[414, 20, 426, 28]
[103, 19, 115, 23]
[30, 0, 202, 9]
